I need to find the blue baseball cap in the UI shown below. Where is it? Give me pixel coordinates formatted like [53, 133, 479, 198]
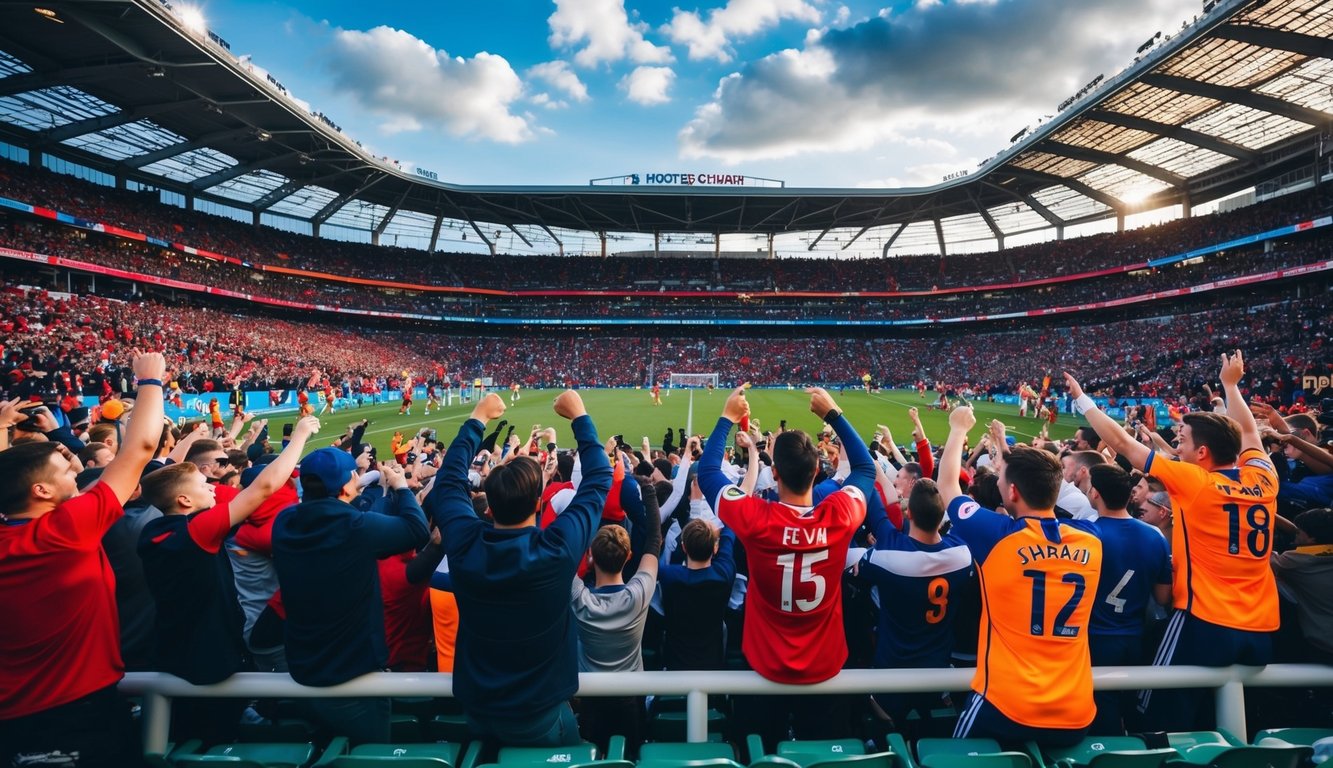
[299, 447, 357, 493]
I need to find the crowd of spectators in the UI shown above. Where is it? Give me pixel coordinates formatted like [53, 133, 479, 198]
[3, 215, 1329, 324]
[1, 279, 1327, 405]
[0, 159, 1329, 294]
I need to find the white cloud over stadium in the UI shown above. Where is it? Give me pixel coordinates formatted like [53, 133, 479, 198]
[323, 25, 533, 143]
[678, 0, 1201, 163]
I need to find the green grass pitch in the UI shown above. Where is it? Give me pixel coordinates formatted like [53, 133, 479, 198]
[281, 388, 1086, 458]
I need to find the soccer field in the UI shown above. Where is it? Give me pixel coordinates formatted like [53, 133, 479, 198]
[278, 388, 1086, 458]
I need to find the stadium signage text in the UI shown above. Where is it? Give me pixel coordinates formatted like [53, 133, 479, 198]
[1304, 375, 1330, 395]
[414, 167, 439, 181]
[633, 172, 747, 186]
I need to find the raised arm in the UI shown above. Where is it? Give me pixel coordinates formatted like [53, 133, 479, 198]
[658, 436, 696, 522]
[1219, 351, 1263, 455]
[736, 430, 761, 495]
[100, 351, 167, 504]
[424, 393, 504, 541]
[938, 404, 975, 504]
[546, 390, 612, 561]
[811, 387, 875, 497]
[228, 415, 319, 526]
[1065, 372, 1151, 471]
[699, 387, 748, 508]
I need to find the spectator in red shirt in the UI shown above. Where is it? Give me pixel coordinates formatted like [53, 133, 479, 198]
[0, 352, 166, 768]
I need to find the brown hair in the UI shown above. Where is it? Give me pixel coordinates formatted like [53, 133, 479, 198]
[140, 463, 200, 513]
[0, 442, 61, 517]
[590, 525, 632, 574]
[1182, 412, 1241, 466]
[680, 518, 719, 562]
[1003, 446, 1063, 510]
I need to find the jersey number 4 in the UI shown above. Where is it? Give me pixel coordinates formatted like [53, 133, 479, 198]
[777, 550, 828, 613]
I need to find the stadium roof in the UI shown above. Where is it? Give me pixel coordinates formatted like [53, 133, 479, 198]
[0, 0, 1330, 253]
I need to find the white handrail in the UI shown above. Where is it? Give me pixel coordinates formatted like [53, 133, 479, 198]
[121, 664, 1333, 754]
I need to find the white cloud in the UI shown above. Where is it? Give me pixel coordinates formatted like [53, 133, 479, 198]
[325, 26, 531, 143]
[679, 0, 1199, 162]
[833, 5, 851, 26]
[528, 60, 590, 105]
[548, 0, 673, 68]
[621, 66, 675, 105]
[663, 0, 822, 63]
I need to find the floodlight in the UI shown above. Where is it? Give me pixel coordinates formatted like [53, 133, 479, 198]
[178, 5, 207, 34]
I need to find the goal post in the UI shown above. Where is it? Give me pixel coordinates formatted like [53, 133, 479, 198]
[667, 374, 719, 436]
[668, 373, 719, 389]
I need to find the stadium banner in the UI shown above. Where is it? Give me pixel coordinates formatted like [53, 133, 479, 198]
[245, 390, 298, 414]
[81, 392, 232, 422]
[2, 246, 1328, 329]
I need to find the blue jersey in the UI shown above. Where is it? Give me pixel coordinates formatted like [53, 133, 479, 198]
[1090, 516, 1171, 637]
[857, 531, 973, 668]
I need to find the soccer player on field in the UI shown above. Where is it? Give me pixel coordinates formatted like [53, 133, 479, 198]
[938, 405, 1102, 746]
[1066, 352, 1279, 732]
[399, 382, 413, 416]
[510, 382, 521, 404]
[425, 384, 441, 415]
[651, 381, 662, 406]
[698, 386, 872, 753]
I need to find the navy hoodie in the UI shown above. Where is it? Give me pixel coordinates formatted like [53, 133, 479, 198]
[423, 415, 611, 719]
[272, 487, 428, 686]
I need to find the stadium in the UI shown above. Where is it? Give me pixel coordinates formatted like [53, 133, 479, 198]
[0, 0, 1331, 765]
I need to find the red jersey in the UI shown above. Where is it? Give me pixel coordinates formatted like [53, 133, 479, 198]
[717, 484, 866, 683]
[0, 483, 124, 718]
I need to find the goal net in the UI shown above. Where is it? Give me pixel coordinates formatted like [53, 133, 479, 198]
[669, 373, 719, 389]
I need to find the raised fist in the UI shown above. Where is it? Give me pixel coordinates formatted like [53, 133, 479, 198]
[470, 393, 506, 423]
[553, 390, 587, 420]
[949, 404, 976, 432]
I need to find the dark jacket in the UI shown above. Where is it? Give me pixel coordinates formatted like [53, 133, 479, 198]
[423, 415, 611, 719]
[271, 488, 428, 686]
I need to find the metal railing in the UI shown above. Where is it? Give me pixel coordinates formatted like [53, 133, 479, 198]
[121, 664, 1333, 754]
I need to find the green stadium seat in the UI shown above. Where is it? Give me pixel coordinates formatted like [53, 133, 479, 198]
[776, 739, 868, 763]
[916, 739, 1005, 760]
[638, 743, 737, 762]
[148, 739, 203, 768]
[195, 742, 315, 768]
[1166, 744, 1310, 768]
[496, 743, 600, 766]
[314, 740, 481, 768]
[426, 715, 471, 744]
[635, 759, 746, 768]
[918, 753, 1031, 768]
[174, 757, 272, 767]
[1164, 733, 1245, 752]
[1038, 736, 1168, 768]
[1252, 729, 1333, 747]
[323, 759, 453, 767]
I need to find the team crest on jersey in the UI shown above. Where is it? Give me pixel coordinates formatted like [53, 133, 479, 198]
[957, 501, 980, 519]
[723, 486, 746, 500]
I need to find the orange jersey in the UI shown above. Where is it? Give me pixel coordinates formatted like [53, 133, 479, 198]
[947, 498, 1102, 730]
[1144, 449, 1279, 631]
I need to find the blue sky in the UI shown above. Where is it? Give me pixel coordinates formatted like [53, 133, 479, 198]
[195, 0, 1202, 189]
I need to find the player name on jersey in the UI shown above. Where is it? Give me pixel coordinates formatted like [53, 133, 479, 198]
[1017, 542, 1094, 566]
